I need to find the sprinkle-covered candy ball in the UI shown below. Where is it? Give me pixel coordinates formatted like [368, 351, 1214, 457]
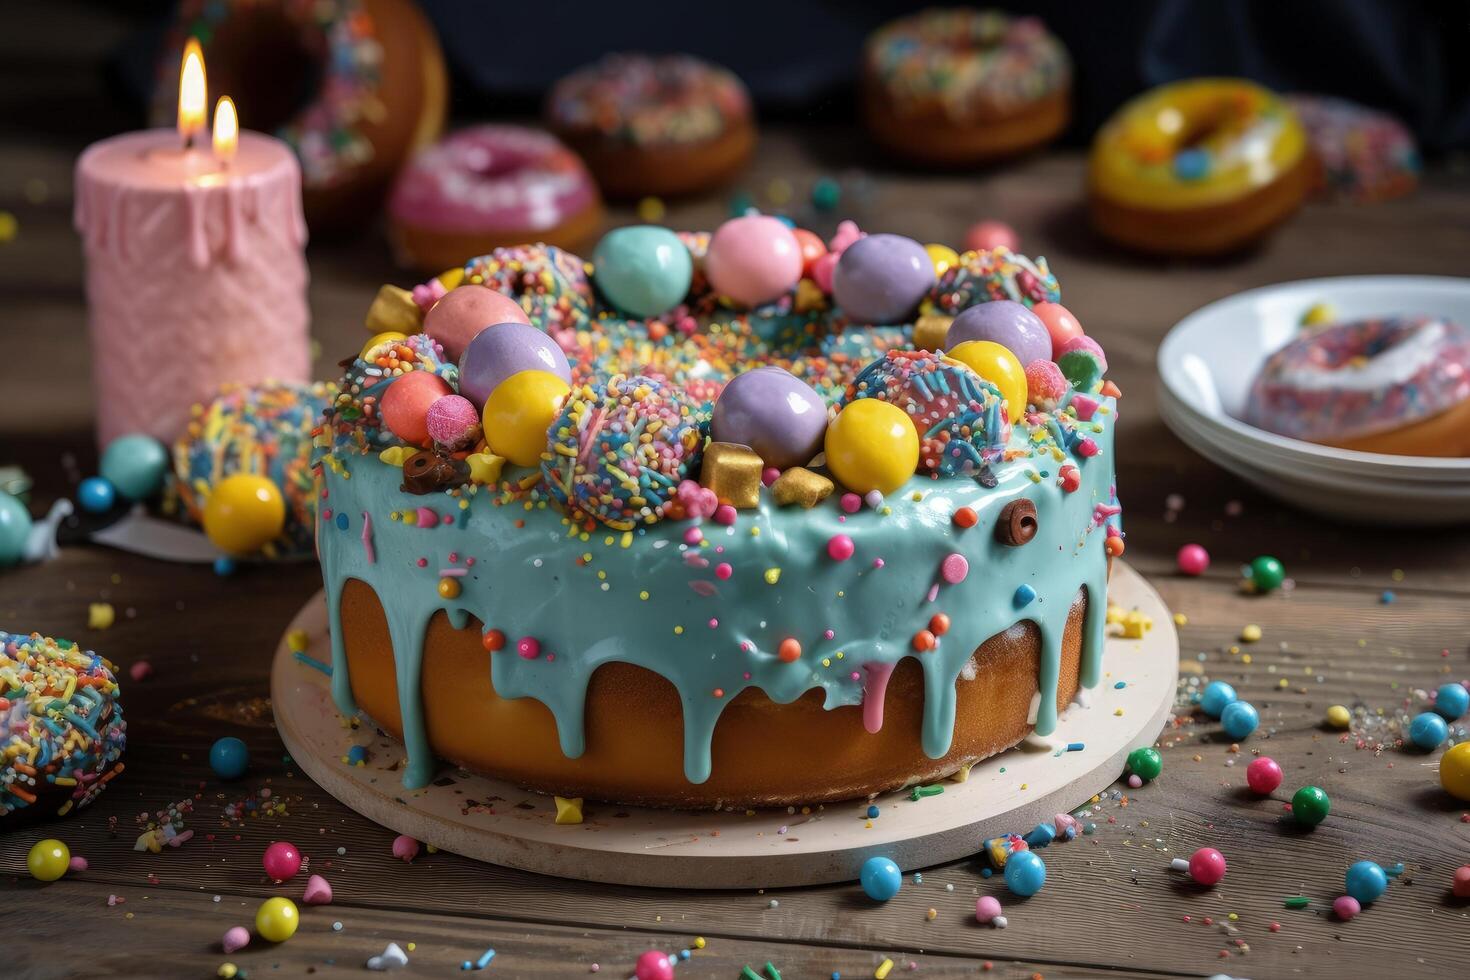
[1126, 746, 1162, 781]
[1221, 699, 1260, 739]
[1439, 741, 1470, 802]
[423, 283, 530, 361]
[704, 214, 803, 308]
[380, 370, 453, 446]
[255, 896, 299, 943]
[592, 225, 693, 319]
[1004, 850, 1046, 896]
[832, 233, 936, 325]
[0, 491, 33, 567]
[946, 340, 1028, 419]
[202, 475, 286, 555]
[1434, 682, 1469, 720]
[860, 855, 903, 901]
[1292, 785, 1332, 826]
[210, 736, 250, 780]
[458, 321, 572, 410]
[1032, 302, 1084, 358]
[483, 370, 571, 468]
[825, 399, 920, 496]
[1345, 861, 1388, 903]
[425, 394, 481, 450]
[100, 433, 169, 501]
[1199, 680, 1237, 718]
[1246, 756, 1283, 794]
[27, 838, 70, 882]
[1409, 711, 1448, 750]
[711, 366, 827, 470]
[946, 300, 1051, 368]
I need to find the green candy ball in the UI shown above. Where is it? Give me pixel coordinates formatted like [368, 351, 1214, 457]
[1249, 555, 1285, 592]
[1126, 746, 1162, 781]
[100, 433, 170, 502]
[1291, 785, 1331, 826]
[811, 177, 841, 212]
[0, 492, 32, 567]
[592, 225, 693, 320]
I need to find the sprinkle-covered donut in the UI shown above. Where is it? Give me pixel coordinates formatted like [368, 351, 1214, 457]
[1089, 79, 1312, 255]
[388, 126, 604, 273]
[1246, 315, 1470, 457]
[546, 53, 755, 198]
[862, 9, 1071, 166]
[1286, 95, 1420, 203]
[1, 631, 126, 825]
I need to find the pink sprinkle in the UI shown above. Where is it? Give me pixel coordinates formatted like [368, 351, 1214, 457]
[864, 490, 885, 509]
[827, 534, 855, 561]
[1127, 773, 1143, 788]
[940, 553, 969, 585]
[850, 672, 860, 681]
[465, 557, 475, 566]
[322, 509, 332, 521]
[222, 925, 250, 954]
[414, 507, 438, 526]
[68, 855, 88, 872]
[302, 874, 333, 905]
[441, 514, 454, 525]
[840, 493, 862, 514]
[361, 511, 375, 564]
[926, 583, 940, 602]
[684, 527, 704, 546]
[872, 558, 885, 569]
[709, 619, 719, 628]
[1077, 438, 1100, 458]
[743, 671, 752, 680]
[976, 895, 1003, 924]
[416, 558, 428, 568]
[517, 637, 541, 659]
[1071, 394, 1100, 421]
[128, 661, 152, 683]
[449, 552, 459, 563]
[715, 563, 733, 580]
[762, 467, 780, 486]
[1334, 895, 1361, 921]
[439, 567, 468, 577]
[1177, 543, 1210, 576]
[713, 504, 737, 526]
[823, 629, 835, 640]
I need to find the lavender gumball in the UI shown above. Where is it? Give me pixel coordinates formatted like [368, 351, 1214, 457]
[946, 300, 1051, 367]
[457, 322, 572, 409]
[711, 367, 828, 470]
[832, 233, 935, 325]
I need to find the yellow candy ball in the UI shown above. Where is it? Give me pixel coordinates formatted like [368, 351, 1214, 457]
[924, 243, 960, 278]
[255, 896, 300, 943]
[482, 370, 570, 468]
[360, 330, 408, 359]
[946, 340, 1027, 419]
[202, 474, 286, 555]
[27, 838, 69, 881]
[1440, 741, 1470, 802]
[1326, 704, 1351, 729]
[824, 399, 919, 496]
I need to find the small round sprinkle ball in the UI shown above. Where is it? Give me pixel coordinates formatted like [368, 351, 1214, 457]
[255, 897, 299, 943]
[209, 736, 250, 780]
[201, 474, 286, 555]
[27, 839, 70, 882]
[860, 855, 903, 901]
[1003, 850, 1046, 897]
[1291, 785, 1332, 826]
[1248, 555, 1286, 592]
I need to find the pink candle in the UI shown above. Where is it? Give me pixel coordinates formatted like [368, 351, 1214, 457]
[74, 128, 310, 446]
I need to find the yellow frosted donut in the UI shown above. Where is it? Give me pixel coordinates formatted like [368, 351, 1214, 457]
[1088, 78, 1312, 255]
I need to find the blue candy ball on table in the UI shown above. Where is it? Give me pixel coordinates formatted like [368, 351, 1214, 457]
[1434, 683, 1470, 720]
[1200, 680, 1237, 719]
[209, 736, 250, 780]
[1408, 711, 1448, 750]
[77, 476, 117, 514]
[859, 856, 902, 901]
[0, 492, 32, 567]
[100, 433, 170, 502]
[1004, 850, 1046, 896]
[592, 225, 693, 320]
[1345, 860, 1388, 903]
[1221, 700, 1259, 740]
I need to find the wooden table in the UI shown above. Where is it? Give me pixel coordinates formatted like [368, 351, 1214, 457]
[5, 10, 1470, 977]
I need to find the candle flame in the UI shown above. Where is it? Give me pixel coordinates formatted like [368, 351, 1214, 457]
[213, 96, 238, 162]
[178, 38, 207, 144]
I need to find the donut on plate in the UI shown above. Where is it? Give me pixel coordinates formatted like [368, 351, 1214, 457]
[387, 126, 604, 273]
[862, 9, 1071, 167]
[1, 631, 126, 827]
[152, 0, 447, 231]
[1089, 78, 1313, 256]
[1245, 315, 1470, 457]
[1286, 95, 1420, 203]
[545, 53, 755, 199]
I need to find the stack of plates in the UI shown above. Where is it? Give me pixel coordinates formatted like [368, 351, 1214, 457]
[1157, 276, 1470, 525]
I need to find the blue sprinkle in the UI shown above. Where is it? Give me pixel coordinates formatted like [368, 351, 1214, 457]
[1173, 148, 1211, 181]
[679, 949, 691, 960]
[1066, 741, 1085, 752]
[1380, 590, 1396, 604]
[981, 867, 993, 878]
[293, 650, 333, 676]
[1114, 681, 1127, 689]
[347, 745, 367, 765]
[213, 556, 236, 577]
[1014, 583, 1037, 607]
[336, 511, 349, 531]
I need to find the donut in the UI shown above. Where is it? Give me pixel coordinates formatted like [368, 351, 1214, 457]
[862, 9, 1071, 166]
[1089, 79, 1313, 255]
[545, 53, 755, 199]
[1286, 95, 1420, 203]
[152, 0, 447, 231]
[1245, 315, 1470, 457]
[387, 126, 603, 273]
[1, 631, 126, 826]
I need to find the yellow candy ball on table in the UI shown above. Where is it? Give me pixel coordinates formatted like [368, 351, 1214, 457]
[1441, 741, 1470, 802]
[255, 896, 300, 943]
[360, 330, 408, 359]
[482, 370, 570, 468]
[202, 474, 285, 555]
[946, 340, 1027, 419]
[27, 838, 70, 881]
[824, 399, 919, 496]
[924, 243, 960, 278]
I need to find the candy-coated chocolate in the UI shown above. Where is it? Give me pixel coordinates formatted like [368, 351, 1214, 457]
[1333, 895, 1361, 920]
[1200, 680, 1236, 718]
[711, 366, 828, 470]
[1408, 711, 1448, 749]
[380, 371, 453, 446]
[482, 370, 570, 467]
[1249, 555, 1286, 592]
[458, 321, 572, 410]
[1188, 847, 1227, 886]
[1032, 301, 1084, 358]
[704, 215, 803, 308]
[100, 433, 169, 501]
[423, 284, 530, 361]
[1291, 785, 1331, 825]
[263, 841, 302, 881]
[1004, 850, 1046, 896]
[1439, 741, 1470, 802]
[1434, 682, 1469, 720]
[965, 220, 1018, 252]
[255, 897, 299, 943]
[1246, 756, 1282, 794]
[860, 855, 903, 901]
[947, 300, 1051, 367]
[832, 233, 934, 325]
[592, 225, 693, 319]
[1126, 746, 1162, 781]
[210, 736, 250, 779]
[77, 476, 116, 514]
[1221, 699, 1259, 739]
[975, 895, 1002, 923]
[791, 227, 828, 276]
[925, 243, 960, 277]
[1345, 861, 1388, 903]
[824, 399, 919, 496]
[0, 491, 32, 567]
[946, 341, 1027, 419]
[1176, 543, 1210, 576]
[634, 950, 674, 980]
[1453, 866, 1470, 898]
[202, 474, 286, 555]
[26, 839, 69, 882]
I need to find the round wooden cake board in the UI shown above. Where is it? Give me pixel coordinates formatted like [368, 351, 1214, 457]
[271, 560, 1178, 889]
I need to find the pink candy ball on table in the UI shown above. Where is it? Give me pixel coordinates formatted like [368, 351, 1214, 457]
[1333, 895, 1361, 921]
[391, 834, 420, 862]
[222, 925, 251, 954]
[705, 215, 803, 308]
[965, 220, 1018, 253]
[380, 371, 452, 446]
[1032, 302, 1084, 358]
[262, 841, 302, 881]
[975, 895, 1003, 923]
[1188, 847, 1227, 886]
[1177, 543, 1210, 576]
[1246, 756, 1283, 795]
[1453, 865, 1470, 898]
[425, 394, 481, 450]
[634, 950, 674, 980]
[423, 284, 529, 361]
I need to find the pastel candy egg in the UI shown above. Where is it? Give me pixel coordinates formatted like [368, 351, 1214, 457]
[947, 300, 1051, 367]
[0, 492, 32, 567]
[482, 370, 570, 467]
[711, 366, 828, 470]
[824, 398, 919, 496]
[458, 321, 571, 409]
[1032, 301, 1084, 358]
[946, 340, 1027, 419]
[380, 371, 453, 445]
[425, 394, 482, 450]
[202, 474, 285, 555]
[423, 284, 530, 361]
[704, 215, 803, 308]
[592, 225, 693, 319]
[100, 433, 169, 501]
[832, 233, 935, 325]
[965, 220, 1018, 252]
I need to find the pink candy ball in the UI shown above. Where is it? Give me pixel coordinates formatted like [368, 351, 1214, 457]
[1333, 895, 1361, 921]
[1024, 359, 1068, 411]
[827, 534, 855, 561]
[391, 834, 420, 862]
[941, 552, 969, 585]
[380, 371, 452, 446]
[1246, 756, 1283, 795]
[517, 636, 540, 660]
[1032, 302, 1084, 358]
[840, 492, 862, 514]
[705, 215, 803, 308]
[634, 950, 674, 980]
[975, 895, 1003, 923]
[1188, 847, 1227, 886]
[812, 251, 839, 293]
[424, 284, 529, 361]
[965, 220, 1018, 253]
[262, 841, 302, 881]
[425, 394, 481, 450]
[1177, 543, 1210, 576]
[222, 925, 251, 954]
[1452, 865, 1470, 898]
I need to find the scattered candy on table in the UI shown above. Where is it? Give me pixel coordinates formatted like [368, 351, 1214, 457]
[1438, 741, 1470, 802]
[1345, 860, 1388, 903]
[1291, 785, 1332, 826]
[255, 896, 299, 943]
[1126, 746, 1162, 781]
[634, 950, 675, 980]
[26, 838, 70, 881]
[1246, 555, 1286, 592]
[1176, 543, 1209, 576]
[1326, 704, 1352, 729]
[1003, 850, 1046, 896]
[1433, 682, 1469, 720]
[1408, 711, 1448, 750]
[209, 737, 250, 780]
[263, 840, 303, 881]
[77, 476, 116, 514]
[1177, 846, 1227, 886]
[392, 835, 421, 862]
[1246, 756, 1283, 795]
[100, 433, 169, 501]
[860, 856, 903, 901]
[1221, 700, 1260, 740]
[201, 474, 286, 555]
[1199, 680, 1237, 718]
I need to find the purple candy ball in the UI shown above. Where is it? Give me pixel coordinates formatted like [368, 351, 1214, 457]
[711, 367, 828, 470]
[946, 300, 1051, 367]
[457, 322, 572, 409]
[832, 234, 935, 325]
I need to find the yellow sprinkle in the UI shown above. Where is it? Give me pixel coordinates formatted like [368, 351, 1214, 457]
[952, 763, 972, 783]
[694, 938, 706, 949]
[674, 625, 684, 635]
[1240, 624, 1262, 643]
[287, 629, 310, 652]
[1114, 708, 1124, 716]
[1300, 301, 1336, 326]
[875, 959, 894, 980]
[926, 907, 937, 920]
[1172, 612, 1188, 626]
[87, 603, 115, 630]
[0, 211, 17, 243]
[636, 196, 666, 222]
[553, 796, 584, 825]
[764, 568, 782, 585]
[406, 943, 416, 952]
[640, 591, 650, 601]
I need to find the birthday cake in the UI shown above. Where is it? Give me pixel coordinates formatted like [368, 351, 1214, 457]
[310, 218, 1122, 807]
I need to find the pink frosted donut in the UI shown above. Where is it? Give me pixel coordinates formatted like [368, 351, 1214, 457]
[1245, 315, 1470, 456]
[388, 125, 603, 272]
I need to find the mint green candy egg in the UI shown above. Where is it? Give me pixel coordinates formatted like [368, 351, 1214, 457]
[0, 491, 32, 567]
[100, 433, 169, 502]
[592, 225, 693, 320]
